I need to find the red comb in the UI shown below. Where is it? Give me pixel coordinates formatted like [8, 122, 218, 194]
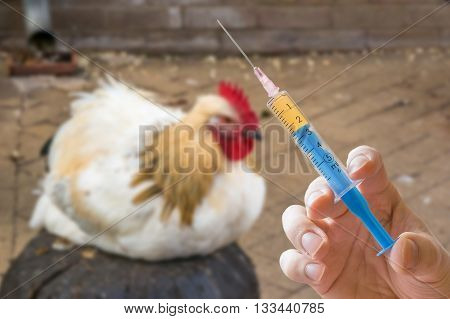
[218, 82, 251, 114]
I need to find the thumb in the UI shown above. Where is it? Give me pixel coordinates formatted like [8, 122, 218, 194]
[388, 232, 449, 282]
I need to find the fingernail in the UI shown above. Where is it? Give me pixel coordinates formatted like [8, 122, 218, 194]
[348, 154, 369, 174]
[305, 263, 325, 282]
[301, 232, 324, 257]
[403, 238, 419, 269]
[279, 252, 288, 270]
[307, 190, 325, 207]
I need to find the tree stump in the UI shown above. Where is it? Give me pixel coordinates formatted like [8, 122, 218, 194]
[1, 232, 259, 298]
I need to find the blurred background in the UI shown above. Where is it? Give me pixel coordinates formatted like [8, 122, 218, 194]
[0, 0, 449, 298]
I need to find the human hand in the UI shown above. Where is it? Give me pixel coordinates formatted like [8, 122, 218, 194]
[279, 146, 449, 298]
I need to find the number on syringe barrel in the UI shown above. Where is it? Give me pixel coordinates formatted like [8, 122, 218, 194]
[293, 125, 352, 194]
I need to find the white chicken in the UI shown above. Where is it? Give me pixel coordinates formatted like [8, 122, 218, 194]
[30, 78, 265, 261]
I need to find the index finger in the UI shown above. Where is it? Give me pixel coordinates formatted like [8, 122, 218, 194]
[346, 145, 390, 196]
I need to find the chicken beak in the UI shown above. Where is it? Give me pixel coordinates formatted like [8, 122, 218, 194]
[254, 130, 262, 141]
[243, 128, 262, 141]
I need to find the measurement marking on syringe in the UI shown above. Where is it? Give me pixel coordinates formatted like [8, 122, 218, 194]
[270, 94, 309, 133]
[316, 160, 325, 168]
[311, 156, 320, 166]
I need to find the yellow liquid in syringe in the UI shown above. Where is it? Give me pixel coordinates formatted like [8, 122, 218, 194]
[268, 91, 309, 134]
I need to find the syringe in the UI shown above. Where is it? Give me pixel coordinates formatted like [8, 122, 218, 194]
[218, 20, 396, 255]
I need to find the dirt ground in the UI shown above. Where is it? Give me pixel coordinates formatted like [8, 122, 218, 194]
[0, 48, 449, 298]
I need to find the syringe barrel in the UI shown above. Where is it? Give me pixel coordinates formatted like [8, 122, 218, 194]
[292, 124, 357, 200]
[267, 91, 355, 199]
